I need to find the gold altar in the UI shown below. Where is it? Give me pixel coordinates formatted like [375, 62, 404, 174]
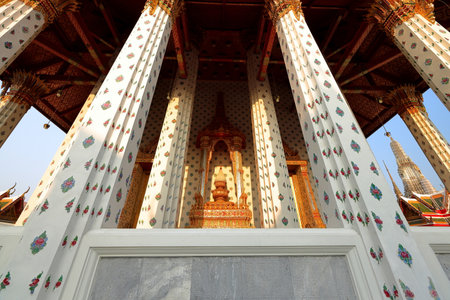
[189, 93, 253, 228]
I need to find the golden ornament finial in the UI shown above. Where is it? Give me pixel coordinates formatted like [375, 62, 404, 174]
[143, 0, 181, 17]
[265, 0, 303, 24]
[7, 183, 17, 196]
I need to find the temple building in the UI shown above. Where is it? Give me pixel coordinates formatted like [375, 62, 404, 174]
[389, 133, 438, 197]
[0, 184, 28, 224]
[0, 0, 449, 299]
[385, 133, 450, 227]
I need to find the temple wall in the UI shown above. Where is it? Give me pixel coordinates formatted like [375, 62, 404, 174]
[179, 81, 260, 228]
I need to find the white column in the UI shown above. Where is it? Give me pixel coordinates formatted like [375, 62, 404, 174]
[392, 15, 450, 111]
[137, 50, 198, 228]
[0, 0, 45, 74]
[15, 75, 105, 226]
[276, 9, 445, 298]
[0, 6, 172, 299]
[247, 52, 299, 228]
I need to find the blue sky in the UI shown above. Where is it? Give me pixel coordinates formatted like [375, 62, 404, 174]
[0, 89, 447, 198]
[0, 108, 64, 196]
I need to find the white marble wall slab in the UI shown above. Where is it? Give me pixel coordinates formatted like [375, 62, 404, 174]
[88, 255, 356, 300]
[436, 254, 450, 281]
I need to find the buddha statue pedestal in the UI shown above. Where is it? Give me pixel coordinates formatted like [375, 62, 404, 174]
[189, 168, 252, 228]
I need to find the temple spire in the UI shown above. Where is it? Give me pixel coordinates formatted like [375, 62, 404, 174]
[386, 132, 437, 197]
[383, 161, 402, 200]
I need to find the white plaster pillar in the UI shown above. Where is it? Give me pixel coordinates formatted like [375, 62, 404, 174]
[393, 16, 450, 111]
[0, 0, 45, 74]
[15, 75, 105, 226]
[0, 5, 172, 298]
[369, 0, 450, 111]
[275, 7, 446, 298]
[137, 50, 198, 228]
[248, 52, 299, 228]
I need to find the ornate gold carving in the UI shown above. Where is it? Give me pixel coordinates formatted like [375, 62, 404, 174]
[385, 84, 425, 115]
[0, 0, 13, 6]
[283, 140, 325, 228]
[283, 140, 299, 160]
[368, 0, 435, 35]
[143, 0, 181, 18]
[189, 168, 252, 228]
[4, 70, 48, 106]
[195, 93, 246, 150]
[189, 93, 252, 228]
[137, 137, 158, 163]
[143, 0, 157, 14]
[118, 137, 157, 228]
[415, 0, 435, 22]
[118, 164, 146, 228]
[265, 0, 303, 24]
[20, 0, 80, 23]
[0, 183, 16, 200]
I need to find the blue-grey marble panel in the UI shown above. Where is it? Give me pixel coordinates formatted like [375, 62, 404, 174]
[89, 255, 357, 300]
[89, 257, 143, 300]
[436, 254, 450, 281]
[137, 257, 192, 299]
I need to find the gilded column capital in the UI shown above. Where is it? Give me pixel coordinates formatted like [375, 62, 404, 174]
[143, 0, 182, 18]
[386, 84, 425, 115]
[367, 0, 435, 35]
[0, 0, 13, 6]
[20, 0, 80, 23]
[265, 0, 303, 24]
[5, 70, 48, 106]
